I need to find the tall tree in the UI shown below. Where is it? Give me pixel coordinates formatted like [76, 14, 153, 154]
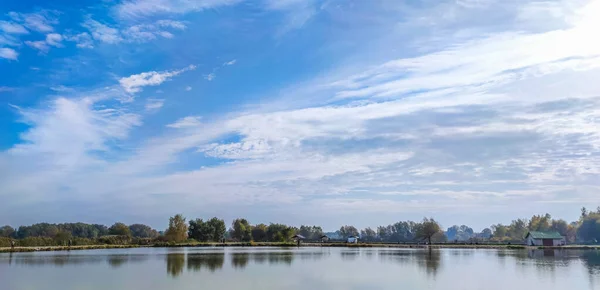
[129, 224, 158, 238]
[298, 225, 324, 240]
[166, 214, 188, 242]
[577, 213, 600, 243]
[188, 219, 210, 242]
[528, 214, 552, 232]
[360, 227, 377, 242]
[415, 218, 442, 244]
[206, 217, 226, 242]
[251, 224, 268, 242]
[480, 228, 492, 239]
[339, 226, 359, 238]
[109, 223, 132, 236]
[231, 219, 252, 242]
[507, 219, 528, 239]
[266, 223, 295, 242]
[0, 225, 15, 238]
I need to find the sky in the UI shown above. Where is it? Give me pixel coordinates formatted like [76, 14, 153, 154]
[1, 0, 600, 232]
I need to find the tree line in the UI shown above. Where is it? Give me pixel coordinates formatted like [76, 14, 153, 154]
[2, 206, 600, 246]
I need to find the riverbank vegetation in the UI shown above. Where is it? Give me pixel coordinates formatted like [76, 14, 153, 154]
[1, 206, 600, 248]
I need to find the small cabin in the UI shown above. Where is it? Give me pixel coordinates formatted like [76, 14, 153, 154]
[320, 235, 329, 242]
[525, 231, 566, 246]
[347, 236, 359, 243]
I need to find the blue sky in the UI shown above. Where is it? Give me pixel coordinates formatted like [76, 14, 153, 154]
[1, 0, 600, 231]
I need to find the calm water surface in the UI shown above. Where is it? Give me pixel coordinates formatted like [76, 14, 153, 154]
[1, 247, 599, 290]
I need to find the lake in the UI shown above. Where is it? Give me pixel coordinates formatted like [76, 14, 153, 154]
[1, 247, 599, 289]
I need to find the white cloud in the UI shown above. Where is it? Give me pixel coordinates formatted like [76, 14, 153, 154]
[0, 34, 20, 46]
[0, 21, 29, 34]
[66, 32, 94, 48]
[25, 40, 50, 53]
[145, 98, 165, 112]
[0, 48, 18, 60]
[49, 85, 74, 93]
[224, 59, 236, 66]
[45, 33, 63, 47]
[204, 73, 215, 81]
[167, 116, 202, 128]
[116, 0, 243, 19]
[185, 86, 192, 91]
[82, 18, 187, 45]
[265, 0, 318, 35]
[4, 0, 600, 228]
[119, 65, 196, 93]
[9, 11, 58, 33]
[0, 86, 14, 92]
[82, 18, 122, 44]
[156, 20, 187, 30]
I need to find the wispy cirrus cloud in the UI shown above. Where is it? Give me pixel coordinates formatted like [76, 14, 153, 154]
[8, 10, 58, 33]
[0, 21, 29, 34]
[81, 17, 187, 45]
[115, 0, 243, 19]
[0, 47, 18, 60]
[119, 65, 196, 93]
[145, 98, 165, 112]
[2, 0, 600, 229]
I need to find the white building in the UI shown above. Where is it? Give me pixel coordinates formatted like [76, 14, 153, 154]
[347, 236, 359, 243]
[525, 231, 566, 246]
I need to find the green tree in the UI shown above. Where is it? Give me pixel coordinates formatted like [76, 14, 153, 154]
[166, 214, 188, 242]
[251, 224, 268, 242]
[577, 213, 600, 243]
[298, 225, 324, 240]
[231, 219, 252, 242]
[206, 217, 226, 242]
[0, 225, 15, 238]
[54, 231, 72, 245]
[129, 224, 158, 238]
[266, 223, 295, 242]
[480, 228, 492, 239]
[188, 219, 209, 242]
[507, 219, 528, 239]
[491, 224, 508, 239]
[360, 227, 377, 242]
[188, 217, 225, 242]
[109, 223, 132, 237]
[415, 218, 442, 244]
[339, 225, 359, 238]
[528, 214, 552, 232]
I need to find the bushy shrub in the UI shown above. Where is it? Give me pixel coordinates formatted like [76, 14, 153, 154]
[0, 237, 12, 247]
[97, 235, 132, 245]
[18, 237, 56, 247]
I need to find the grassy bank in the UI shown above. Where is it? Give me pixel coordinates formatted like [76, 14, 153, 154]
[2, 242, 598, 253]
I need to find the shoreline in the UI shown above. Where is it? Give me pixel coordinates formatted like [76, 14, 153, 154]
[1, 243, 599, 253]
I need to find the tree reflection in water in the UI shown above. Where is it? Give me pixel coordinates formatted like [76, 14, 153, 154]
[187, 253, 225, 272]
[231, 252, 249, 269]
[166, 253, 185, 278]
[378, 249, 442, 278]
[107, 255, 128, 268]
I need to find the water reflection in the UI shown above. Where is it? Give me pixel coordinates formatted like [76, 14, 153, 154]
[230, 251, 298, 269]
[107, 255, 128, 268]
[422, 249, 441, 276]
[340, 250, 360, 261]
[378, 249, 442, 277]
[2, 247, 599, 290]
[166, 254, 185, 277]
[581, 251, 600, 275]
[231, 253, 249, 269]
[187, 253, 224, 272]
